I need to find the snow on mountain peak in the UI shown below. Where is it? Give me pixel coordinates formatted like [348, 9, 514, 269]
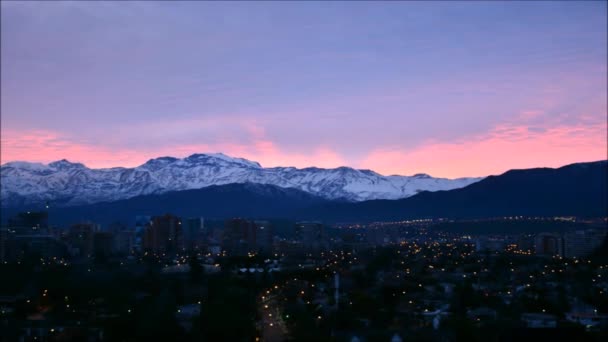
[48, 159, 86, 170]
[412, 173, 432, 178]
[2, 161, 49, 171]
[0, 153, 482, 207]
[138, 156, 179, 171]
[184, 153, 262, 168]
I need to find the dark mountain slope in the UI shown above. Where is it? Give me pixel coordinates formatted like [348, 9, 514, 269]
[302, 161, 607, 222]
[1, 183, 331, 226]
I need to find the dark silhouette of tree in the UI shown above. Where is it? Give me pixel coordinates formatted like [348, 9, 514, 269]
[188, 254, 203, 283]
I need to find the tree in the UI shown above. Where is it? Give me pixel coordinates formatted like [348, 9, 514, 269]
[188, 254, 203, 283]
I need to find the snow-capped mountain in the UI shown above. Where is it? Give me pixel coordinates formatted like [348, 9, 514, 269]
[0, 153, 482, 207]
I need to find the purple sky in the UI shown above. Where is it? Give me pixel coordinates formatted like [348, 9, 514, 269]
[1, 1, 606, 177]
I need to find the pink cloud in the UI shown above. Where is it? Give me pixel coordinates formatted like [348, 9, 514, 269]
[1, 111, 605, 177]
[0, 128, 347, 170]
[0, 129, 169, 167]
[359, 121, 607, 178]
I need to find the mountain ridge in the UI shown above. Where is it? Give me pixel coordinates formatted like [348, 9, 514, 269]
[1, 153, 481, 207]
[301, 160, 608, 221]
[1, 160, 605, 226]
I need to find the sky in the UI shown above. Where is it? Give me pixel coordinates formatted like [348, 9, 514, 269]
[1, 1, 606, 178]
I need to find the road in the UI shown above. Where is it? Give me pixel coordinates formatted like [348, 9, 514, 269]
[259, 293, 288, 342]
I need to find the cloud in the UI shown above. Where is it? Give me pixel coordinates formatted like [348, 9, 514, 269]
[358, 120, 607, 178]
[0, 128, 347, 170]
[1, 130, 151, 167]
[2, 97, 605, 176]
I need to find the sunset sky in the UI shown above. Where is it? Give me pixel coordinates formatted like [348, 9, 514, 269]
[1, 1, 606, 178]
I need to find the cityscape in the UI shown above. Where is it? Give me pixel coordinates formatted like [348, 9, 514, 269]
[1, 1, 607, 342]
[0, 212, 607, 341]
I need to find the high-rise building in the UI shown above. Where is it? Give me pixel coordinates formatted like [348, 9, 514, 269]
[295, 221, 327, 252]
[223, 218, 256, 256]
[106, 222, 135, 254]
[4, 212, 66, 260]
[254, 220, 274, 253]
[107, 222, 128, 234]
[8, 211, 49, 234]
[534, 233, 563, 256]
[563, 229, 607, 258]
[93, 232, 114, 257]
[114, 230, 135, 255]
[1, 228, 8, 262]
[183, 217, 205, 250]
[134, 215, 152, 252]
[143, 214, 183, 254]
[68, 223, 97, 257]
[12, 234, 63, 259]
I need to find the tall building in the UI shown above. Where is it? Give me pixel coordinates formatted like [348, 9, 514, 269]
[107, 222, 135, 254]
[563, 229, 607, 258]
[1, 228, 9, 262]
[107, 222, 128, 234]
[295, 221, 327, 252]
[68, 223, 96, 257]
[8, 211, 49, 234]
[4, 212, 66, 260]
[12, 234, 63, 259]
[183, 217, 205, 250]
[254, 220, 274, 253]
[534, 233, 563, 256]
[143, 214, 183, 254]
[93, 232, 114, 257]
[223, 218, 256, 256]
[134, 215, 152, 252]
[114, 230, 135, 255]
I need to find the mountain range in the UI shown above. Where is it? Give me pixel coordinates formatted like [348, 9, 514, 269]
[1, 159, 605, 226]
[0, 153, 480, 207]
[306, 160, 608, 222]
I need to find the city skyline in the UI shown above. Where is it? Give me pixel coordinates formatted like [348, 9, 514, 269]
[2, 1, 607, 178]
